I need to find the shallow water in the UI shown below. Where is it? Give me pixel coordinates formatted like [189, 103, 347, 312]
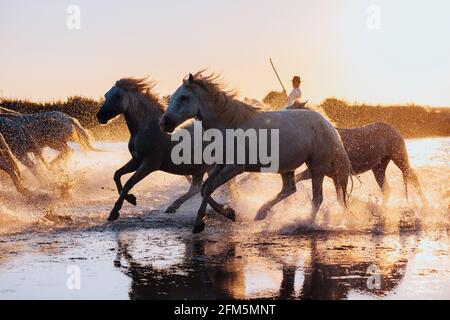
[0, 137, 448, 299]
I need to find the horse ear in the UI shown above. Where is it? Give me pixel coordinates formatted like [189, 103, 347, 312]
[188, 73, 194, 84]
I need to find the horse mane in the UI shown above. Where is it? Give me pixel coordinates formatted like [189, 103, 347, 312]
[192, 71, 260, 124]
[115, 77, 165, 113]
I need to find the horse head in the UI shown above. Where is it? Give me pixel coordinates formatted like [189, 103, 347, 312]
[97, 85, 128, 124]
[160, 73, 202, 133]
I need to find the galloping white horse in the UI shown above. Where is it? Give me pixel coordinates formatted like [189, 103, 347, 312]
[160, 72, 352, 233]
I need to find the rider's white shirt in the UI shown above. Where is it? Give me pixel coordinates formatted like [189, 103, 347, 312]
[287, 88, 302, 105]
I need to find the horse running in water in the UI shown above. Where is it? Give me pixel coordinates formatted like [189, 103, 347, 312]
[0, 107, 98, 167]
[160, 72, 352, 233]
[96, 77, 235, 222]
[287, 104, 427, 205]
[0, 117, 49, 183]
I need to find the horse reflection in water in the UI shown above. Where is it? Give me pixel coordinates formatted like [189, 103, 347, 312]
[272, 234, 415, 299]
[113, 230, 417, 300]
[114, 233, 245, 299]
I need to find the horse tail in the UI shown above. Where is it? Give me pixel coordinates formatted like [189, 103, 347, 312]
[334, 138, 353, 208]
[70, 118, 102, 152]
[0, 133, 21, 179]
[393, 140, 410, 200]
[391, 136, 428, 205]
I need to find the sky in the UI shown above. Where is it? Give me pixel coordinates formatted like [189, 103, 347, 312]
[0, 0, 449, 106]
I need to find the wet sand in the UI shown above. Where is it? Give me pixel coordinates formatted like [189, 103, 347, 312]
[0, 138, 449, 299]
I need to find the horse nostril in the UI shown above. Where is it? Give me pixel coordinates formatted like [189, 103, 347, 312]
[160, 116, 175, 132]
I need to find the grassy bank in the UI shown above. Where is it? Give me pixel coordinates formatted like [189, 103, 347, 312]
[318, 98, 450, 138]
[1, 96, 449, 140]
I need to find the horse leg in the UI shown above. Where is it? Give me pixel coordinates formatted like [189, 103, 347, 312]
[332, 176, 345, 207]
[202, 164, 225, 193]
[32, 148, 50, 171]
[165, 173, 202, 213]
[204, 164, 237, 220]
[107, 160, 157, 221]
[114, 158, 140, 206]
[204, 165, 237, 220]
[206, 197, 236, 221]
[16, 153, 45, 185]
[372, 159, 390, 203]
[310, 171, 325, 223]
[0, 160, 31, 196]
[165, 170, 234, 218]
[50, 143, 73, 169]
[193, 196, 210, 234]
[255, 171, 297, 221]
[194, 165, 244, 233]
[295, 168, 312, 183]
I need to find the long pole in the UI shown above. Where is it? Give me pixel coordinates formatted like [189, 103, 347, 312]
[269, 58, 286, 92]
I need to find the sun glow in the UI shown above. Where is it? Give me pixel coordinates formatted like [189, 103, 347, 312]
[0, 0, 449, 106]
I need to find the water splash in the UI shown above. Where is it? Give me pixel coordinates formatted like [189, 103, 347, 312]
[0, 138, 448, 236]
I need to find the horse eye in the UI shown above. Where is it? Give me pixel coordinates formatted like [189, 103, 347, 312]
[114, 93, 121, 100]
[180, 95, 189, 101]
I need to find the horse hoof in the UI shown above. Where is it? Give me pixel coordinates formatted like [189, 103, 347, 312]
[224, 208, 236, 221]
[107, 210, 120, 222]
[125, 194, 137, 206]
[192, 224, 205, 234]
[164, 207, 177, 214]
[254, 209, 269, 221]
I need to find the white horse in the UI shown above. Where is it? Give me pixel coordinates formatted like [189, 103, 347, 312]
[160, 72, 352, 233]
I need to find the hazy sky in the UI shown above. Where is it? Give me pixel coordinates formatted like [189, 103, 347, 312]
[1, 0, 449, 106]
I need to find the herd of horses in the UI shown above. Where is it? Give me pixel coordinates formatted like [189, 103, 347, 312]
[97, 72, 427, 233]
[0, 71, 427, 233]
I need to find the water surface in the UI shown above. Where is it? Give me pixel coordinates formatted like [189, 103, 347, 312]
[0, 138, 448, 299]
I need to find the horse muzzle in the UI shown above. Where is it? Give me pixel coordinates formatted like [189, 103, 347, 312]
[96, 112, 109, 124]
[159, 116, 176, 133]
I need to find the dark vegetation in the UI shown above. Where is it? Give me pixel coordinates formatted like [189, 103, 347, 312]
[1, 96, 449, 140]
[320, 98, 450, 138]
